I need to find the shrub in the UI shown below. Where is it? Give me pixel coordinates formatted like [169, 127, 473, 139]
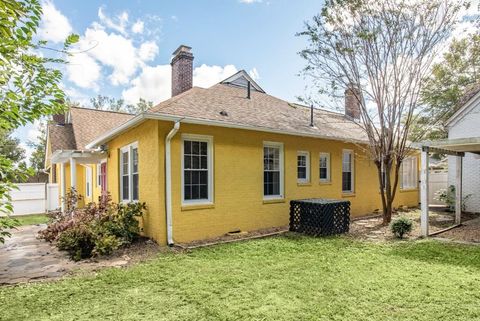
[57, 224, 95, 261]
[39, 191, 146, 260]
[390, 217, 413, 239]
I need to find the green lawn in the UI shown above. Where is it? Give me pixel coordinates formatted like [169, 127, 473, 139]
[14, 214, 49, 226]
[2, 235, 480, 321]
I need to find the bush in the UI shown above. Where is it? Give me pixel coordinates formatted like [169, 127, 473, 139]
[39, 191, 146, 260]
[390, 217, 413, 239]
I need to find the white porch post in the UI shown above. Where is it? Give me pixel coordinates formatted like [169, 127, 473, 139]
[420, 147, 430, 237]
[455, 155, 463, 225]
[70, 158, 76, 190]
[60, 162, 66, 212]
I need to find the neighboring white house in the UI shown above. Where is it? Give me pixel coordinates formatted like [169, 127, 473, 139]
[447, 85, 480, 213]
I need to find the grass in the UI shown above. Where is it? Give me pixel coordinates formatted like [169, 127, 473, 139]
[14, 214, 49, 226]
[2, 235, 480, 321]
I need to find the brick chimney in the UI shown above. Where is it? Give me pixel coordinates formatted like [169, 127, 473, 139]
[171, 45, 194, 97]
[344, 85, 361, 120]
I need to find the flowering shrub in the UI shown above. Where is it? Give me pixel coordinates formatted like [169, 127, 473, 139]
[39, 191, 146, 261]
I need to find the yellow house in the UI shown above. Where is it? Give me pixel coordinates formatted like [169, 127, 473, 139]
[46, 45, 419, 246]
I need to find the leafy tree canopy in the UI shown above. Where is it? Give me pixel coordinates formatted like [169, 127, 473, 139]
[411, 33, 480, 141]
[0, 0, 78, 241]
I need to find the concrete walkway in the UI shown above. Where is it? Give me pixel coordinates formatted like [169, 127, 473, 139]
[0, 225, 71, 284]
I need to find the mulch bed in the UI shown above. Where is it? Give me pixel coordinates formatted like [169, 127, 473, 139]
[348, 208, 480, 242]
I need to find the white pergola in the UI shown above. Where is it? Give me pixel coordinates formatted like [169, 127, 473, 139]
[420, 137, 480, 236]
[50, 149, 107, 212]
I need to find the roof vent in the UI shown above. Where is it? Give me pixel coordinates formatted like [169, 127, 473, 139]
[220, 110, 228, 116]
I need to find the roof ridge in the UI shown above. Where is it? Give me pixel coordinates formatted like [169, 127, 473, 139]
[149, 87, 204, 112]
[70, 106, 134, 116]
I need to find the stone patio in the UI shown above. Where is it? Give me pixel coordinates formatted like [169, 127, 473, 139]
[0, 225, 70, 284]
[0, 224, 160, 285]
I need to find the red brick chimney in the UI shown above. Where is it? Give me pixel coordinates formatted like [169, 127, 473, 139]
[344, 85, 361, 120]
[171, 45, 194, 97]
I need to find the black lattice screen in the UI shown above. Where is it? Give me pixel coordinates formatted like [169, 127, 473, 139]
[289, 199, 350, 236]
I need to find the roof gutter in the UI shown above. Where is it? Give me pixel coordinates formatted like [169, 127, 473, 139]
[86, 111, 367, 149]
[165, 120, 181, 246]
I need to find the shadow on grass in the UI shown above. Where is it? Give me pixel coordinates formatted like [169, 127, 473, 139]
[385, 239, 480, 270]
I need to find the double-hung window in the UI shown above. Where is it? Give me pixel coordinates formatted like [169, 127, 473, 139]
[297, 151, 310, 183]
[85, 166, 92, 198]
[263, 142, 284, 199]
[97, 161, 107, 193]
[120, 142, 139, 202]
[319, 153, 330, 182]
[401, 156, 418, 190]
[342, 150, 354, 193]
[182, 135, 213, 205]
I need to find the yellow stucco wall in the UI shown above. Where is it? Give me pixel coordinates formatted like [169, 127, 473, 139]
[103, 120, 419, 245]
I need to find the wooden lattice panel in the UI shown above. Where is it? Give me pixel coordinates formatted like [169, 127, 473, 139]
[289, 199, 350, 236]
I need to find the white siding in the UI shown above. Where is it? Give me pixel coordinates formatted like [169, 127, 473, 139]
[447, 100, 480, 213]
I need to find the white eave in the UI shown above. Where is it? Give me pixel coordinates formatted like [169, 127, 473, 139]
[51, 149, 107, 164]
[446, 89, 480, 127]
[85, 112, 368, 149]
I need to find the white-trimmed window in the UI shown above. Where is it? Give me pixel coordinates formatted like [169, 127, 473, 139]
[401, 156, 418, 190]
[342, 150, 354, 193]
[120, 142, 139, 202]
[297, 151, 310, 183]
[181, 134, 213, 205]
[319, 152, 330, 182]
[85, 166, 92, 198]
[263, 142, 284, 199]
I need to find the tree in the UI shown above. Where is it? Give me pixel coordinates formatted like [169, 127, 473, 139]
[27, 122, 46, 173]
[411, 33, 480, 142]
[298, 0, 464, 224]
[89, 95, 153, 114]
[0, 0, 78, 242]
[0, 128, 25, 163]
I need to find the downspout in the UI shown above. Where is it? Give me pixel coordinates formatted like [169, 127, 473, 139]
[165, 120, 181, 246]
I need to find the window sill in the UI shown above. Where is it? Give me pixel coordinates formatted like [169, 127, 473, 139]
[297, 182, 311, 186]
[181, 203, 215, 211]
[319, 181, 332, 185]
[263, 198, 285, 204]
[341, 193, 356, 198]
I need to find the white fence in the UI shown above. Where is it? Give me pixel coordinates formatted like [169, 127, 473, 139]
[6, 183, 59, 216]
[429, 171, 448, 206]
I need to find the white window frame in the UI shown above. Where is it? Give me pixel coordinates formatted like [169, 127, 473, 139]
[342, 149, 355, 193]
[85, 166, 92, 198]
[120, 142, 139, 203]
[181, 134, 214, 206]
[319, 152, 330, 182]
[97, 159, 107, 187]
[401, 156, 418, 190]
[263, 141, 284, 200]
[297, 151, 310, 183]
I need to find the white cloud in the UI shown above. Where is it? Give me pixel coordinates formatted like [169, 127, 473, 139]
[122, 64, 239, 105]
[97, 7, 129, 35]
[193, 64, 238, 88]
[249, 67, 260, 80]
[131, 20, 144, 34]
[66, 52, 101, 90]
[67, 23, 159, 87]
[138, 41, 159, 61]
[239, 0, 262, 3]
[122, 64, 171, 104]
[37, 0, 73, 43]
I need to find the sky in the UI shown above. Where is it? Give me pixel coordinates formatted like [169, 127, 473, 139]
[12, 0, 479, 164]
[14, 0, 323, 162]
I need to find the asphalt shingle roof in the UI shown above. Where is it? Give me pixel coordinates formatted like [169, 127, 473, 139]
[150, 83, 367, 142]
[48, 107, 134, 151]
